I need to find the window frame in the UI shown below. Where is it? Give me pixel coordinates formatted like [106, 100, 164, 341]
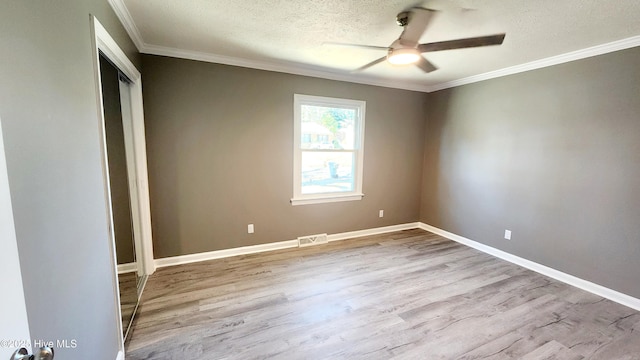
[291, 94, 366, 206]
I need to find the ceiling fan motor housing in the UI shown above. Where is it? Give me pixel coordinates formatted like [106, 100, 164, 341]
[396, 11, 410, 26]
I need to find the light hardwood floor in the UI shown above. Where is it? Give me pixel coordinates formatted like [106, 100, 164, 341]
[126, 229, 640, 359]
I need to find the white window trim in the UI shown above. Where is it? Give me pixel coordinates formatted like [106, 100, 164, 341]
[291, 94, 365, 206]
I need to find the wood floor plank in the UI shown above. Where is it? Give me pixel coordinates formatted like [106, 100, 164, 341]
[520, 340, 584, 360]
[126, 230, 640, 359]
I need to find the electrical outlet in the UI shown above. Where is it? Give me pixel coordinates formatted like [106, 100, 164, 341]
[248, 224, 254, 234]
[504, 229, 512, 240]
[379, 210, 384, 218]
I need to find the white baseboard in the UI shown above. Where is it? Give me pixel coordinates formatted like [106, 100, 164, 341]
[154, 239, 299, 268]
[418, 222, 640, 311]
[117, 262, 137, 274]
[328, 222, 420, 242]
[154, 222, 420, 268]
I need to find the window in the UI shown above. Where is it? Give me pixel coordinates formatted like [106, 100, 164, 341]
[292, 94, 365, 205]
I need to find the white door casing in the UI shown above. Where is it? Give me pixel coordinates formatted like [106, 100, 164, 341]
[91, 15, 155, 359]
[118, 77, 146, 279]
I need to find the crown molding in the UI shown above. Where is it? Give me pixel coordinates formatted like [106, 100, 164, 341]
[107, 0, 145, 51]
[108, 0, 640, 93]
[141, 43, 431, 93]
[427, 35, 640, 92]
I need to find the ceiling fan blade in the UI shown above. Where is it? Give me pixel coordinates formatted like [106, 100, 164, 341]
[399, 7, 436, 46]
[322, 42, 389, 51]
[419, 34, 505, 52]
[352, 56, 387, 72]
[416, 56, 437, 73]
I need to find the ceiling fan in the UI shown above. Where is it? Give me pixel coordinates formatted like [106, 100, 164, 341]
[326, 7, 506, 73]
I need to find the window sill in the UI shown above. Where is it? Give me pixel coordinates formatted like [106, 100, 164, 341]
[291, 193, 364, 206]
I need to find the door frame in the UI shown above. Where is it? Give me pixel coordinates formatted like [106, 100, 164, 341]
[90, 15, 155, 356]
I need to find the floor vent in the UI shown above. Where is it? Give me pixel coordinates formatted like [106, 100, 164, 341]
[298, 233, 328, 247]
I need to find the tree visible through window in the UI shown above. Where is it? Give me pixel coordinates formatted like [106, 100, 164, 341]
[292, 94, 365, 205]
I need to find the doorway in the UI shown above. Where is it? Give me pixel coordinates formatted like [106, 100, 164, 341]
[99, 53, 141, 340]
[92, 15, 155, 355]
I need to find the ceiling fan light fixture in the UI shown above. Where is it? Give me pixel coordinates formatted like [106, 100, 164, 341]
[387, 48, 420, 65]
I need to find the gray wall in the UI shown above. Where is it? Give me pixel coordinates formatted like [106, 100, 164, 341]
[420, 47, 640, 298]
[142, 55, 426, 258]
[0, 1, 140, 359]
[100, 56, 135, 264]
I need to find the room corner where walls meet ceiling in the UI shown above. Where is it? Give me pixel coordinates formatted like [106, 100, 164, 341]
[109, 0, 640, 92]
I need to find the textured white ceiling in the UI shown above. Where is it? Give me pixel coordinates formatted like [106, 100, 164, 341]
[117, 0, 640, 91]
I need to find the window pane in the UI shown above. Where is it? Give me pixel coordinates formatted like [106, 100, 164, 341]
[300, 105, 357, 150]
[301, 151, 354, 194]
